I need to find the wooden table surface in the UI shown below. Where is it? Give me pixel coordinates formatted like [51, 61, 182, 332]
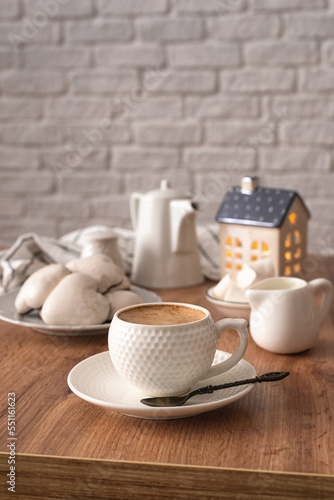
[1, 256, 334, 499]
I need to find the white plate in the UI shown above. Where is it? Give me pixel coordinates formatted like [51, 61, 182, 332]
[67, 351, 256, 420]
[0, 286, 161, 337]
[206, 287, 251, 321]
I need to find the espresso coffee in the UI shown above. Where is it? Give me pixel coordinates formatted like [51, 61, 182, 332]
[118, 304, 206, 325]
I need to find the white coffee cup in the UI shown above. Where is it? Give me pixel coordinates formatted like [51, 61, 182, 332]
[108, 302, 248, 397]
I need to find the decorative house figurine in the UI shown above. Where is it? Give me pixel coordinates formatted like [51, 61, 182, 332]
[215, 176, 310, 278]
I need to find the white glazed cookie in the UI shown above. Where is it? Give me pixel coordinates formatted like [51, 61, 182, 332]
[66, 254, 124, 293]
[104, 290, 144, 320]
[41, 272, 110, 326]
[15, 263, 70, 314]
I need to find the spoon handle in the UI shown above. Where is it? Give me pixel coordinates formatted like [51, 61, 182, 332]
[188, 371, 290, 398]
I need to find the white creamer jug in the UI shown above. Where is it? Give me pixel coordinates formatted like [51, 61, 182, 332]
[130, 180, 204, 289]
[246, 277, 333, 354]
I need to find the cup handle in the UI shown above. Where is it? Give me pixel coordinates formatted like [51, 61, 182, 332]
[204, 318, 249, 379]
[309, 278, 333, 326]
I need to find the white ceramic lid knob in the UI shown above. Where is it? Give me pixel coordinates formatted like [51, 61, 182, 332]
[160, 179, 171, 190]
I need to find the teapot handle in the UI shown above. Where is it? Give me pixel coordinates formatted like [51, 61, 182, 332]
[130, 192, 141, 231]
[308, 279, 333, 326]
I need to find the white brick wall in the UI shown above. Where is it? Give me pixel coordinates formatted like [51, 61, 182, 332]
[0, 0, 334, 256]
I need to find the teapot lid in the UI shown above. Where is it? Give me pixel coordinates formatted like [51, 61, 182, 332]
[145, 180, 191, 200]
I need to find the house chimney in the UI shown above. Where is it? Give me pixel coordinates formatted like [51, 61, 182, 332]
[241, 176, 259, 193]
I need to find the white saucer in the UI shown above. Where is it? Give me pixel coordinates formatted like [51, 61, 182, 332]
[206, 287, 251, 321]
[0, 286, 161, 336]
[67, 351, 256, 420]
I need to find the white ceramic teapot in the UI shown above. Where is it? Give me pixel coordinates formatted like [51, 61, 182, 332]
[130, 180, 204, 289]
[246, 277, 333, 354]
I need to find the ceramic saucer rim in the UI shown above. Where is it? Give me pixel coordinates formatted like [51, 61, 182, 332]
[206, 287, 250, 308]
[67, 351, 257, 420]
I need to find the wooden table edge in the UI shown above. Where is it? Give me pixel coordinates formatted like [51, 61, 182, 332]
[1, 452, 334, 499]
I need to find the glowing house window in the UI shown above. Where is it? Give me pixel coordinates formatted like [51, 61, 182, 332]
[225, 237, 243, 271]
[294, 230, 301, 244]
[288, 212, 297, 225]
[251, 240, 270, 261]
[294, 247, 301, 259]
[285, 251, 292, 261]
[294, 263, 301, 273]
[285, 265, 292, 276]
[284, 230, 302, 276]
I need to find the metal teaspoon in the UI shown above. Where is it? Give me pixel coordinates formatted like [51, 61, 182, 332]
[140, 371, 290, 407]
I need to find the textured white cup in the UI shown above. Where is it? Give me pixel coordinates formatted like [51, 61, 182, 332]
[108, 302, 248, 397]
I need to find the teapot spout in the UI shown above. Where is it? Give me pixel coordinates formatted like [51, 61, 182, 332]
[170, 200, 198, 254]
[130, 192, 143, 231]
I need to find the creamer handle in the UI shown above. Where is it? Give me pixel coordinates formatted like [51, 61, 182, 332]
[309, 278, 333, 326]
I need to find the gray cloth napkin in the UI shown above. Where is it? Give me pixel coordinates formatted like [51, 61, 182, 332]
[0, 224, 220, 294]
